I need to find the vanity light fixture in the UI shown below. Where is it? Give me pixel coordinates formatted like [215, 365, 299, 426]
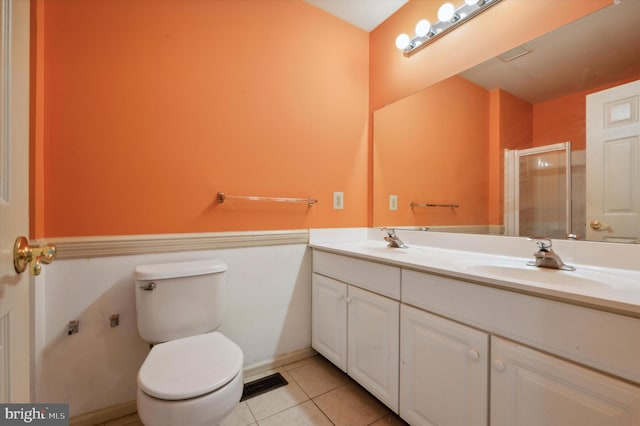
[395, 0, 503, 57]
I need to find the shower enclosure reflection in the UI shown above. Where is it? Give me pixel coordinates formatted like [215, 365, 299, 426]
[504, 143, 572, 239]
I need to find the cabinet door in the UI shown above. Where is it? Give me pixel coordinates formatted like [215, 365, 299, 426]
[311, 274, 347, 371]
[347, 285, 400, 412]
[400, 305, 488, 426]
[491, 337, 640, 426]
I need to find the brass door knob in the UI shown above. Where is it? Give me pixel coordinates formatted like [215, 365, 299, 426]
[13, 236, 57, 276]
[590, 220, 611, 231]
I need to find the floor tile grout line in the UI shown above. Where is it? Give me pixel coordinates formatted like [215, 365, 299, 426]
[308, 398, 336, 426]
[243, 400, 259, 426]
[308, 380, 352, 400]
[284, 361, 352, 401]
[282, 366, 314, 400]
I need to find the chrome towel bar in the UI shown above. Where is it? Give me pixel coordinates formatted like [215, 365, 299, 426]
[410, 201, 459, 209]
[217, 192, 318, 206]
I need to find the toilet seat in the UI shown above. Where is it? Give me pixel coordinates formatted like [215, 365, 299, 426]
[138, 331, 243, 400]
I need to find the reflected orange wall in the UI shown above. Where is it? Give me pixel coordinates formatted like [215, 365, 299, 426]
[32, 0, 369, 237]
[489, 89, 533, 225]
[369, 0, 609, 228]
[374, 82, 534, 228]
[533, 74, 640, 150]
[373, 76, 490, 227]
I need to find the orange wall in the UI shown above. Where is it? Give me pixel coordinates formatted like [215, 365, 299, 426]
[32, 0, 612, 237]
[373, 76, 490, 227]
[33, 0, 369, 237]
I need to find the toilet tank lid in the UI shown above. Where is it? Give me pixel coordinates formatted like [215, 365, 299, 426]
[134, 259, 227, 280]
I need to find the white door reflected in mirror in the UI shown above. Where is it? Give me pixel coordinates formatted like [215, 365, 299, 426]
[586, 79, 640, 243]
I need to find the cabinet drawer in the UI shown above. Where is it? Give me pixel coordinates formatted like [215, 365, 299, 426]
[313, 250, 400, 300]
[402, 268, 640, 384]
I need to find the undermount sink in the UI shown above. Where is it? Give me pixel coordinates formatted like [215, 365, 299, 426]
[463, 263, 608, 290]
[458, 258, 640, 295]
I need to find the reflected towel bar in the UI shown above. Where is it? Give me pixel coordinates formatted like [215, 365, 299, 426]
[411, 202, 459, 209]
[217, 192, 318, 206]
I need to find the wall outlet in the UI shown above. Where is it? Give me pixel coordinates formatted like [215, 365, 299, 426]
[389, 194, 398, 211]
[333, 192, 344, 210]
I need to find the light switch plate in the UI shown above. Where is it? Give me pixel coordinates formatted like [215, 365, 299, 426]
[389, 194, 398, 211]
[333, 192, 344, 210]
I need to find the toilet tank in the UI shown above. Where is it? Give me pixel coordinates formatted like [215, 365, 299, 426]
[134, 259, 228, 343]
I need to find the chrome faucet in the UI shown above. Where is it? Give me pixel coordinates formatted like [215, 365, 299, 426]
[527, 237, 575, 271]
[382, 228, 408, 248]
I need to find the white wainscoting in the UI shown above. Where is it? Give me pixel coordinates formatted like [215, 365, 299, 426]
[33, 230, 311, 418]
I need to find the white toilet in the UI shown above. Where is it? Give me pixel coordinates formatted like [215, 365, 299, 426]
[134, 259, 244, 426]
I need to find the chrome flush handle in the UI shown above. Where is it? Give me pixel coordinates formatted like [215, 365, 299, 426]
[140, 282, 156, 291]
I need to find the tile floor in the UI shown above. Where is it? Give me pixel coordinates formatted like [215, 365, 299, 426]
[100, 355, 408, 426]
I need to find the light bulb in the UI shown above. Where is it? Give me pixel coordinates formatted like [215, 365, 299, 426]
[395, 33, 410, 50]
[438, 2, 456, 21]
[415, 19, 432, 37]
[464, 0, 479, 5]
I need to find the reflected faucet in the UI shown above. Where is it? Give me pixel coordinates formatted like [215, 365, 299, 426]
[527, 237, 575, 271]
[381, 228, 408, 248]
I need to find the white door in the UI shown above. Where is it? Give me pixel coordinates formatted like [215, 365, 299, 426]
[586, 79, 640, 242]
[0, 0, 31, 402]
[347, 285, 399, 413]
[400, 305, 488, 426]
[311, 274, 347, 371]
[491, 337, 640, 426]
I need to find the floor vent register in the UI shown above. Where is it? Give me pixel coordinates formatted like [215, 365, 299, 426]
[240, 372, 289, 401]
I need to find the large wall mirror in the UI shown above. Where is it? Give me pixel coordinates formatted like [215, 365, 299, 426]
[373, 0, 640, 243]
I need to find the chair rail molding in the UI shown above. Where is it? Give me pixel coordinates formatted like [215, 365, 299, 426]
[38, 229, 309, 259]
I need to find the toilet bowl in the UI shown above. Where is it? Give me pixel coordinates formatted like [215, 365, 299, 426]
[137, 332, 243, 426]
[134, 259, 244, 426]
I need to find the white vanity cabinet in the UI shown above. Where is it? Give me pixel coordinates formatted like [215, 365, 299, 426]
[400, 304, 488, 426]
[312, 250, 401, 412]
[491, 337, 640, 426]
[403, 268, 640, 425]
[312, 248, 640, 425]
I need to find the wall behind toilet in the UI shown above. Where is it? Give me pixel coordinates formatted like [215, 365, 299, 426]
[35, 243, 310, 417]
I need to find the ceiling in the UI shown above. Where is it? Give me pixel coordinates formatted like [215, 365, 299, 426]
[460, 0, 640, 103]
[304, 0, 408, 32]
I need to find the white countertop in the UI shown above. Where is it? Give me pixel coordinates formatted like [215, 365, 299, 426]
[309, 239, 640, 317]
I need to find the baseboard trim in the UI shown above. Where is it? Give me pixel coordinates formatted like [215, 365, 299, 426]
[68, 347, 317, 425]
[243, 347, 318, 378]
[70, 400, 137, 426]
[39, 229, 309, 259]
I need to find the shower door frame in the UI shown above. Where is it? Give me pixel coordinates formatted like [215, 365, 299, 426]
[504, 142, 572, 238]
